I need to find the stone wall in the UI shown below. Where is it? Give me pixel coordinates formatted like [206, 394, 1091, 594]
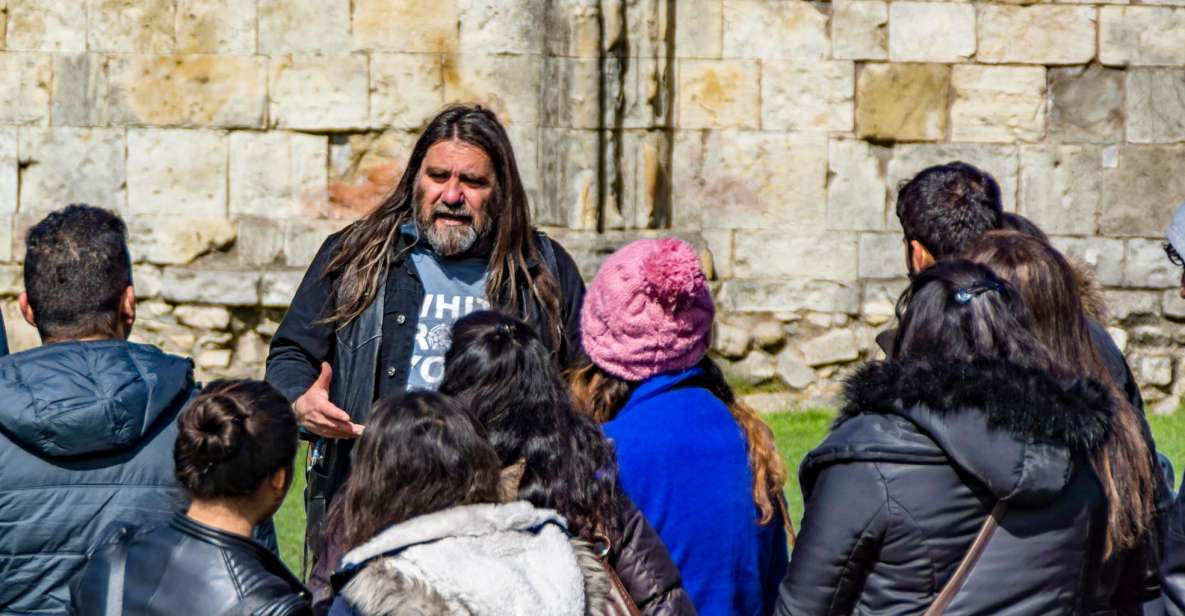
[2, 1, 1184, 411]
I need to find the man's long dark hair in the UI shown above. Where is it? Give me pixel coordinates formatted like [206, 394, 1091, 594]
[966, 233, 1157, 558]
[324, 391, 502, 551]
[439, 311, 623, 543]
[319, 105, 564, 351]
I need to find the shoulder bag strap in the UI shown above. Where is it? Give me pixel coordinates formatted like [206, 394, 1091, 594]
[103, 526, 134, 616]
[923, 501, 1008, 616]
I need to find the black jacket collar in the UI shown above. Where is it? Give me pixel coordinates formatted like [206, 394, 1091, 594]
[171, 513, 307, 594]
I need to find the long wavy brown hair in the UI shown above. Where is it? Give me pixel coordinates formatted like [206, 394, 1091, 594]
[319, 105, 564, 351]
[568, 356, 788, 525]
[967, 230, 1158, 557]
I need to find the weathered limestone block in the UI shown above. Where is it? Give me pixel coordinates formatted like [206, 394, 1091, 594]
[258, 0, 350, 53]
[714, 319, 752, 359]
[50, 54, 106, 127]
[690, 131, 827, 230]
[196, 349, 233, 370]
[600, 130, 670, 230]
[951, 65, 1046, 143]
[0, 217, 13, 263]
[89, 0, 175, 53]
[174, 305, 232, 330]
[161, 269, 261, 305]
[726, 350, 776, 384]
[19, 128, 126, 215]
[855, 63, 949, 142]
[675, 0, 723, 59]
[1100, 6, 1185, 67]
[0, 53, 50, 126]
[801, 330, 860, 367]
[1100, 146, 1185, 237]
[833, 0, 888, 61]
[353, 0, 458, 53]
[1164, 290, 1185, 319]
[270, 55, 369, 130]
[371, 54, 445, 130]
[1125, 69, 1185, 145]
[542, 128, 601, 229]
[127, 129, 227, 218]
[229, 131, 328, 219]
[105, 55, 267, 128]
[733, 231, 859, 282]
[234, 332, 268, 367]
[237, 218, 286, 266]
[888, 2, 975, 63]
[545, 0, 600, 57]
[859, 233, 905, 279]
[444, 55, 544, 128]
[1105, 290, 1161, 320]
[176, 0, 257, 53]
[621, 58, 675, 130]
[977, 5, 1095, 65]
[1019, 145, 1102, 237]
[775, 350, 817, 390]
[128, 217, 236, 265]
[717, 279, 861, 314]
[458, 0, 545, 55]
[134, 265, 163, 298]
[1051, 237, 1125, 286]
[284, 219, 349, 267]
[829, 140, 888, 232]
[1139, 356, 1174, 387]
[0, 265, 22, 295]
[1049, 66, 1124, 144]
[762, 61, 854, 132]
[676, 60, 759, 130]
[261, 271, 305, 307]
[542, 58, 600, 130]
[722, 0, 828, 59]
[609, 0, 675, 61]
[887, 144, 1019, 214]
[752, 320, 786, 350]
[1125, 239, 1180, 288]
[701, 230, 732, 278]
[0, 130, 16, 216]
[7, 1, 86, 52]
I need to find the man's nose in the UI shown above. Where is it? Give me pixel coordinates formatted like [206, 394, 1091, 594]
[441, 182, 465, 207]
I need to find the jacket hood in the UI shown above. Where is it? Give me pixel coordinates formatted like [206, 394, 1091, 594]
[0, 340, 194, 457]
[803, 357, 1115, 506]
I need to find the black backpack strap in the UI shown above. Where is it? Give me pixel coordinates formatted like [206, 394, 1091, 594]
[90, 524, 136, 616]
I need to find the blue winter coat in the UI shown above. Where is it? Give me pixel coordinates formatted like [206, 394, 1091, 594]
[604, 366, 788, 616]
[0, 340, 194, 615]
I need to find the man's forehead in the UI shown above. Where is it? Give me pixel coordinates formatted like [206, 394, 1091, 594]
[422, 140, 493, 173]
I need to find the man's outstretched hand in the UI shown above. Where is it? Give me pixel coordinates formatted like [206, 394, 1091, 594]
[293, 362, 364, 439]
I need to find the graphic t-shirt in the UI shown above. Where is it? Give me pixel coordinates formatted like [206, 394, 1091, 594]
[405, 231, 489, 390]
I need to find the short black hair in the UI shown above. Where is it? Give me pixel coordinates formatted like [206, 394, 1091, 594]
[896, 162, 1003, 260]
[25, 204, 132, 340]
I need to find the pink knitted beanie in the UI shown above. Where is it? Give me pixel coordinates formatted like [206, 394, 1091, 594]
[581, 237, 715, 381]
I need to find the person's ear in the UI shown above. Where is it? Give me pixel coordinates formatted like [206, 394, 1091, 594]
[909, 240, 935, 274]
[118, 286, 136, 336]
[18, 292, 35, 328]
[270, 467, 290, 496]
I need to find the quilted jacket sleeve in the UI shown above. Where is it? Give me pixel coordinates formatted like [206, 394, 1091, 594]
[611, 495, 697, 616]
[774, 462, 889, 616]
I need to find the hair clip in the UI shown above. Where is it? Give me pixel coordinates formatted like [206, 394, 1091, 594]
[953, 280, 1003, 305]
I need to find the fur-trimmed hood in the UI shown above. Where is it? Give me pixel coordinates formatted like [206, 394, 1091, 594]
[333, 502, 595, 616]
[802, 357, 1116, 507]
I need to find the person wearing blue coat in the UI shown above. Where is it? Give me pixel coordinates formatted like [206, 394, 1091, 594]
[570, 238, 789, 616]
[0, 205, 194, 615]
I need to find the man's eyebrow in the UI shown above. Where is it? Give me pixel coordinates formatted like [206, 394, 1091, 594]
[424, 166, 450, 175]
[460, 172, 490, 183]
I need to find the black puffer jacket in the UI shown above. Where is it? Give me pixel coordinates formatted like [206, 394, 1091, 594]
[71, 513, 311, 615]
[776, 358, 1159, 616]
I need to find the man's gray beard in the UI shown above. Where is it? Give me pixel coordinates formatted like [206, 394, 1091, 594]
[415, 211, 492, 257]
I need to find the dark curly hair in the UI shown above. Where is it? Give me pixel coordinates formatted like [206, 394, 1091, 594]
[896, 161, 1003, 262]
[440, 311, 624, 543]
[174, 380, 298, 500]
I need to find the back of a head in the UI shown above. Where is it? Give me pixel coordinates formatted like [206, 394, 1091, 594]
[333, 391, 502, 549]
[965, 231, 1092, 373]
[174, 380, 298, 501]
[997, 213, 1050, 243]
[896, 162, 1003, 260]
[894, 259, 1054, 372]
[25, 204, 132, 341]
[440, 311, 622, 540]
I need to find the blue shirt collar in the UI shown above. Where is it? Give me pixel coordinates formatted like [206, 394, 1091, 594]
[619, 365, 705, 416]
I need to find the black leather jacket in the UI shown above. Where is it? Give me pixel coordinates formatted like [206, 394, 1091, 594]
[71, 513, 311, 616]
[776, 358, 1159, 616]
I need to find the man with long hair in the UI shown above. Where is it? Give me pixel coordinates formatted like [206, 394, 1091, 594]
[266, 105, 585, 554]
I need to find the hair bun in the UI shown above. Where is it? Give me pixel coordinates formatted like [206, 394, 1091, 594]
[642, 238, 705, 308]
[180, 396, 245, 468]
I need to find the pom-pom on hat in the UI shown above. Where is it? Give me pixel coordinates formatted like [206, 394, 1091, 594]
[581, 237, 715, 381]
